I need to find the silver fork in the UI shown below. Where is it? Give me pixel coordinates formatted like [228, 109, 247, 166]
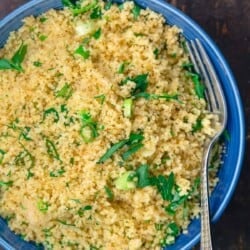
[186, 39, 228, 250]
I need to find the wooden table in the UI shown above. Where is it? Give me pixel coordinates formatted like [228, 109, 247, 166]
[0, 1, 249, 249]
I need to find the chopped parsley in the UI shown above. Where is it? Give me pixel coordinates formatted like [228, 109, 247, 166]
[153, 48, 159, 59]
[14, 147, 35, 168]
[77, 205, 92, 217]
[104, 0, 112, 10]
[39, 17, 47, 23]
[19, 127, 32, 141]
[117, 62, 129, 74]
[45, 138, 61, 161]
[92, 28, 102, 39]
[74, 45, 90, 59]
[55, 83, 73, 100]
[49, 168, 65, 177]
[56, 219, 75, 227]
[131, 4, 141, 20]
[0, 180, 13, 188]
[33, 61, 42, 67]
[0, 149, 6, 164]
[43, 108, 60, 123]
[63, 0, 98, 16]
[192, 118, 203, 133]
[0, 43, 27, 72]
[39, 34, 48, 41]
[104, 186, 114, 200]
[94, 94, 106, 105]
[97, 131, 144, 163]
[90, 6, 102, 19]
[133, 92, 181, 103]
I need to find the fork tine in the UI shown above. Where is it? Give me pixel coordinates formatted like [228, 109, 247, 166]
[195, 39, 227, 115]
[189, 40, 218, 112]
[186, 42, 211, 110]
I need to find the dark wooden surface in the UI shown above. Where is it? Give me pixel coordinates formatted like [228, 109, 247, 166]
[0, 1, 249, 249]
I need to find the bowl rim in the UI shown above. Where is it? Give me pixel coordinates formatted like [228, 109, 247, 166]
[0, 0, 246, 249]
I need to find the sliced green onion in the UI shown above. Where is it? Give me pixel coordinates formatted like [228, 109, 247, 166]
[122, 98, 133, 118]
[114, 171, 137, 190]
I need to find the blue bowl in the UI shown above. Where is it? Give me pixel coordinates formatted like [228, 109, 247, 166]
[0, 0, 245, 249]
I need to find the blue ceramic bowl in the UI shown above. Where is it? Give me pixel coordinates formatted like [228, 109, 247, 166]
[0, 0, 245, 249]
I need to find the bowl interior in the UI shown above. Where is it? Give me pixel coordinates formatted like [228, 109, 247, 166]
[0, 0, 245, 249]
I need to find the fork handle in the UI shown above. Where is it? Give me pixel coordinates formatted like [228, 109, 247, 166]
[201, 143, 214, 250]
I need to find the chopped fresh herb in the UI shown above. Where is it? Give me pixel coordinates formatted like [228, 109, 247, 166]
[92, 28, 102, 39]
[104, 0, 112, 10]
[94, 94, 106, 104]
[97, 139, 128, 163]
[170, 53, 177, 58]
[135, 164, 152, 188]
[74, 45, 90, 59]
[45, 138, 61, 161]
[117, 62, 129, 74]
[70, 157, 75, 165]
[104, 186, 114, 200]
[134, 33, 145, 37]
[7, 118, 20, 130]
[178, 34, 188, 53]
[97, 131, 144, 163]
[49, 168, 65, 177]
[79, 111, 100, 143]
[64, 0, 98, 16]
[0, 149, 6, 164]
[118, 3, 124, 11]
[55, 83, 73, 100]
[188, 177, 200, 197]
[165, 195, 187, 215]
[42, 226, 54, 238]
[56, 219, 75, 226]
[78, 205, 92, 217]
[122, 98, 133, 118]
[14, 148, 35, 168]
[19, 127, 32, 141]
[130, 74, 148, 95]
[39, 17, 47, 23]
[0, 180, 13, 188]
[115, 171, 137, 190]
[27, 168, 34, 179]
[37, 200, 50, 213]
[39, 34, 48, 41]
[154, 173, 175, 201]
[121, 142, 143, 161]
[155, 223, 164, 231]
[192, 118, 203, 133]
[90, 6, 102, 19]
[153, 48, 159, 59]
[0, 43, 27, 72]
[33, 61, 42, 67]
[167, 222, 180, 236]
[43, 108, 60, 123]
[131, 4, 141, 20]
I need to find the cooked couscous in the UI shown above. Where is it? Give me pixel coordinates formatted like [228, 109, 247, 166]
[0, 1, 220, 249]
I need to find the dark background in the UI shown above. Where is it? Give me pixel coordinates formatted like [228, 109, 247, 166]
[0, 0, 249, 249]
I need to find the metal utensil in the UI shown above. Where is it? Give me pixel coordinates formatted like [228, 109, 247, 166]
[187, 39, 228, 250]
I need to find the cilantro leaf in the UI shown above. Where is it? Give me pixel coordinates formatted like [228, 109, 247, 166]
[104, 186, 114, 200]
[0, 180, 13, 188]
[78, 205, 92, 217]
[55, 83, 73, 100]
[192, 118, 203, 133]
[121, 143, 143, 161]
[90, 6, 102, 19]
[92, 28, 102, 39]
[43, 108, 60, 123]
[0, 59, 13, 70]
[132, 4, 141, 19]
[0, 149, 6, 164]
[135, 164, 152, 188]
[74, 45, 90, 59]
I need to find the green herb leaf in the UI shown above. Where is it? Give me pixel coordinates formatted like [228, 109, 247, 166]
[27, 168, 34, 179]
[43, 108, 60, 123]
[0, 149, 6, 165]
[94, 94, 106, 104]
[14, 148, 35, 168]
[104, 186, 114, 200]
[165, 195, 187, 215]
[97, 139, 128, 163]
[117, 62, 129, 74]
[56, 219, 75, 226]
[55, 83, 73, 100]
[62, 0, 75, 8]
[45, 138, 61, 161]
[49, 168, 65, 177]
[74, 45, 90, 59]
[90, 6, 102, 19]
[0, 180, 13, 188]
[0, 43, 27, 72]
[167, 222, 180, 236]
[153, 48, 159, 59]
[0, 59, 13, 70]
[39, 17, 47, 23]
[135, 164, 152, 188]
[154, 173, 175, 201]
[33, 61, 42, 67]
[78, 205, 92, 217]
[132, 4, 141, 20]
[71, 0, 98, 16]
[92, 28, 102, 39]
[131, 74, 148, 95]
[19, 127, 32, 141]
[39, 34, 48, 41]
[122, 143, 143, 161]
[37, 200, 50, 213]
[192, 118, 203, 133]
[104, 0, 112, 10]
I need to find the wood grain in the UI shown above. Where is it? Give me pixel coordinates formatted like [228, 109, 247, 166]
[0, 1, 249, 249]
